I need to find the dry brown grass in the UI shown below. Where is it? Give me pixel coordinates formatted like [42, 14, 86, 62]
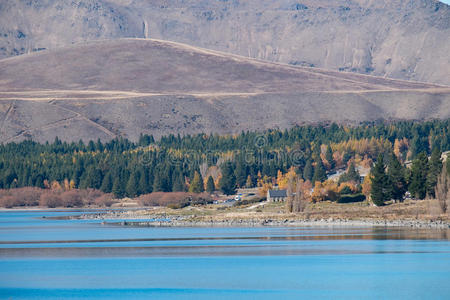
[0, 39, 448, 143]
[159, 199, 450, 223]
[301, 200, 436, 221]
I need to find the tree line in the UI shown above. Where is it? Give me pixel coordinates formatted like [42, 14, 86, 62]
[370, 149, 450, 206]
[0, 120, 448, 200]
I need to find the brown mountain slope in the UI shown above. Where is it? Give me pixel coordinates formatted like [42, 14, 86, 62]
[0, 39, 448, 142]
[0, 0, 449, 84]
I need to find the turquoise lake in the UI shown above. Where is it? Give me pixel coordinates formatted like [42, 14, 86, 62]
[0, 210, 449, 299]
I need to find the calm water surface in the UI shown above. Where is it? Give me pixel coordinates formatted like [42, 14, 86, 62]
[0, 210, 449, 299]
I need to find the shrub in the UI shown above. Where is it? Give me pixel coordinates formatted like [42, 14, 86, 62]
[138, 192, 212, 208]
[0, 188, 111, 208]
[0, 187, 44, 207]
[167, 200, 190, 209]
[337, 193, 366, 204]
[0, 196, 15, 208]
[60, 190, 83, 207]
[39, 192, 62, 208]
[13, 187, 43, 206]
[190, 193, 213, 206]
[78, 189, 104, 206]
[94, 194, 115, 207]
[339, 186, 353, 195]
[233, 197, 265, 207]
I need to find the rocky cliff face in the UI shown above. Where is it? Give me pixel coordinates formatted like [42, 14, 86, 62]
[0, 0, 449, 85]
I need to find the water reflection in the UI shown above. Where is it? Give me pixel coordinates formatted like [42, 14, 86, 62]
[0, 211, 448, 258]
[1, 211, 450, 299]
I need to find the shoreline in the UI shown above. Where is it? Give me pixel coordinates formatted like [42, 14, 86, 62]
[76, 211, 450, 229]
[2, 207, 449, 229]
[106, 219, 450, 229]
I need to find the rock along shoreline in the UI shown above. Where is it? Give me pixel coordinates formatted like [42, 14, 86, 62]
[77, 212, 450, 229]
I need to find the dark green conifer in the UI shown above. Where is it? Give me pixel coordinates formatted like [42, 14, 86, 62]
[325, 145, 336, 170]
[189, 171, 204, 193]
[409, 152, 428, 199]
[234, 161, 247, 188]
[126, 170, 139, 197]
[112, 176, 125, 198]
[370, 154, 388, 206]
[219, 162, 236, 195]
[206, 176, 216, 193]
[172, 170, 186, 192]
[100, 172, 113, 193]
[312, 159, 327, 183]
[387, 153, 406, 202]
[339, 161, 360, 184]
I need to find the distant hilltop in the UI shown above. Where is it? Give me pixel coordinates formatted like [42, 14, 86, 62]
[0, 39, 449, 143]
[0, 0, 449, 85]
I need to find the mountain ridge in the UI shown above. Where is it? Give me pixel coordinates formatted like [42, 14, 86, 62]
[0, 38, 448, 143]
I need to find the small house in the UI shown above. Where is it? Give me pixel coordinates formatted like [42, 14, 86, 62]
[267, 189, 287, 202]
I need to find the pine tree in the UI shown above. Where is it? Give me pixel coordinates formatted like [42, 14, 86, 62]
[312, 159, 327, 183]
[172, 171, 186, 192]
[426, 148, 442, 198]
[234, 161, 247, 188]
[325, 145, 336, 170]
[347, 162, 360, 182]
[96, 138, 103, 152]
[339, 161, 360, 184]
[189, 171, 204, 193]
[342, 151, 352, 165]
[138, 168, 150, 194]
[387, 153, 406, 202]
[409, 152, 428, 199]
[152, 167, 170, 192]
[219, 162, 236, 195]
[370, 154, 388, 206]
[112, 176, 125, 198]
[126, 170, 139, 197]
[79, 167, 103, 189]
[410, 135, 428, 158]
[34, 175, 45, 189]
[100, 172, 113, 193]
[206, 176, 216, 193]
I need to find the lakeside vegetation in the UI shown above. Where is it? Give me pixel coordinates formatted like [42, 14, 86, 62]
[0, 120, 449, 214]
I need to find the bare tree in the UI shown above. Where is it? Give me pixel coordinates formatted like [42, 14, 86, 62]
[435, 163, 450, 214]
[293, 179, 307, 213]
[285, 178, 294, 213]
